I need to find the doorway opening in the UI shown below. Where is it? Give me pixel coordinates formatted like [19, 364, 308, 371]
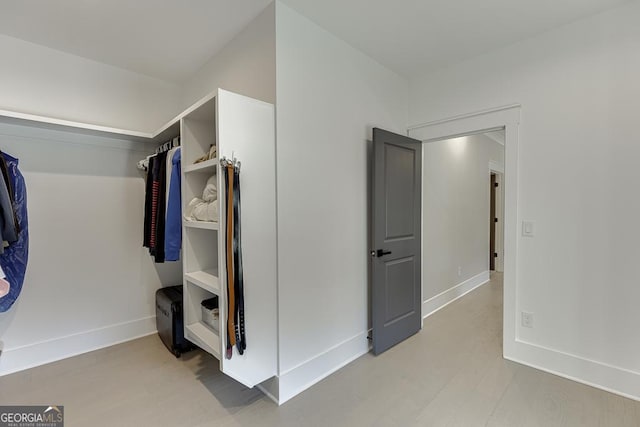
[407, 105, 520, 359]
[369, 106, 519, 357]
[419, 129, 505, 330]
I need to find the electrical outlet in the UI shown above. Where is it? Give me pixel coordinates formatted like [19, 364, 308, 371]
[457, 266, 462, 277]
[521, 312, 534, 328]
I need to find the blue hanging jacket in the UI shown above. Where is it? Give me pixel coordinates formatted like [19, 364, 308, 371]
[0, 152, 28, 312]
[165, 148, 181, 261]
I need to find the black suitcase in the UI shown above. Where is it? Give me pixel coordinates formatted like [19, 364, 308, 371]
[155, 285, 193, 357]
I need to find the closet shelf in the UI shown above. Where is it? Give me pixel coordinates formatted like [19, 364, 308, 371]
[185, 269, 220, 294]
[183, 220, 218, 231]
[185, 158, 218, 174]
[0, 91, 220, 145]
[0, 109, 151, 142]
[185, 322, 220, 359]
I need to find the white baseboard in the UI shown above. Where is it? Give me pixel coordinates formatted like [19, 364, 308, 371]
[0, 316, 157, 376]
[506, 339, 640, 402]
[422, 270, 490, 319]
[277, 331, 370, 405]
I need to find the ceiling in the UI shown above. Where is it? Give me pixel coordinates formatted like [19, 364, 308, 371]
[0, 0, 630, 83]
[280, 0, 630, 77]
[0, 0, 272, 83]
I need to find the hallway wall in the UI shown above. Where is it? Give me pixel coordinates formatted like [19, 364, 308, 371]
[422, 134, 503, 316]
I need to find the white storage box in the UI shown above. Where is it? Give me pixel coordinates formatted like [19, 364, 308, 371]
[201, 297, 219, 332]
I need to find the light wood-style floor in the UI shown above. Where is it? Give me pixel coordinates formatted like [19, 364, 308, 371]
[1, 273, 639, 426]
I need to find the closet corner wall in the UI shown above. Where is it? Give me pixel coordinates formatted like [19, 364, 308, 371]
[180, 89, 277, 388]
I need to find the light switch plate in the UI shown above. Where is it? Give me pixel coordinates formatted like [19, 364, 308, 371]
[522, 221, 535, 237]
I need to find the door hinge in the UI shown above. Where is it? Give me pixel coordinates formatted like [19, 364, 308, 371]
[494, 182, 499, 188]
[494, 252, 498, 258]
[494, 218, 498, 223]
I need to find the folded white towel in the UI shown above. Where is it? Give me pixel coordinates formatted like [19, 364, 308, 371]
[184, 198, 219, 222]
[202, 175, 217, 202]
[184, 174, 219, 222]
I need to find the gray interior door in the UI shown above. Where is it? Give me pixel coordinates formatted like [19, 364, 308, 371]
[371, 128, 422, 355]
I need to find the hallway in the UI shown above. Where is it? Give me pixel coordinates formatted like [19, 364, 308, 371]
[1, 274, 638, 426]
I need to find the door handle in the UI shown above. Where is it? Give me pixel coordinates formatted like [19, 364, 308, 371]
[376, 249, 392, 257]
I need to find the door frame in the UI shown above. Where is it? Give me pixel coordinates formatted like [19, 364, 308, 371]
[490, 172, 497, 272]
[407, 104, 520, 359]
[489, 165, 504, 273]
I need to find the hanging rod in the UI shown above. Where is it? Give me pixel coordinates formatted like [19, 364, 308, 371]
[137, 136, 181, 171]
[155, 136, 180, 154]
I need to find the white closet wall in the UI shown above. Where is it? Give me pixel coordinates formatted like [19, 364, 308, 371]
[0, 34, 182, 133]
[0, 123, 181, 375]
[181, 3, 275, 108]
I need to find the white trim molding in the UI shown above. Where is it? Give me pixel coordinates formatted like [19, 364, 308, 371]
[489, 160, 504, 174]
[408, 104, 520, 131]
[423, 271, 490, 319]
[276, 331, 370, 405]
[0, 316, 157, 376]
[507, 340, 640, 402]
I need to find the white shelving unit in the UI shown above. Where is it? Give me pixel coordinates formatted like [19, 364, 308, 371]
[180, 89, 277, 389]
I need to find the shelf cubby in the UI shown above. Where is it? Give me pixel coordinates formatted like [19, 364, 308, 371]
[185, 269, 220, 294]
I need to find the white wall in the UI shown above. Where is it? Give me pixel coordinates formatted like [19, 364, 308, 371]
[0, 34, 181, 133]
[0, 123, 181, 375]
[274, 2, 408, 403]
[181, 3, 275, 108]
[423, 134, 503, 302]
[410, 0, 640, 399]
